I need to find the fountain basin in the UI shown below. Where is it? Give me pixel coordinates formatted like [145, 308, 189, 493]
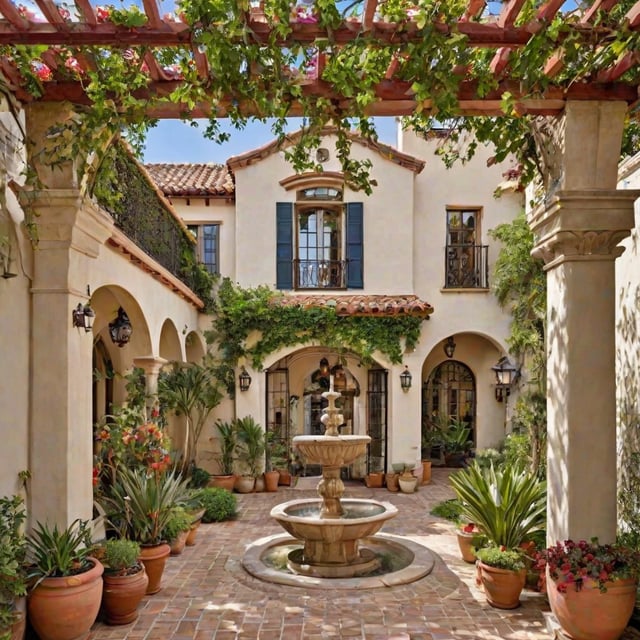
[293, 434, 370, 467]
[270, 498, 398, 576]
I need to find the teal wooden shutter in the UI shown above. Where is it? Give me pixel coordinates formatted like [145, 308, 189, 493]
[346, 202, 363, 289]
[276, 202, 293, 290]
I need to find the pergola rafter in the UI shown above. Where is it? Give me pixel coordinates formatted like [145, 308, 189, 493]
[1, 0, 640, 118]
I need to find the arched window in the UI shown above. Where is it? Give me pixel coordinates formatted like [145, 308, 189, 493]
[423, 360, 476, 443]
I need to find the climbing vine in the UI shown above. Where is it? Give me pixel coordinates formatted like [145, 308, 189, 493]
[204, 277, 425, 391]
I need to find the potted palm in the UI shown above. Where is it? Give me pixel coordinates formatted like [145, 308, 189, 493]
[441, 419, 473, 467]
[474, 546, 527, 609]
[235, 416, 265, 493]
[210, 419, 237, 491]
[26, 519, 104, 640]
[264, 431, 285, 492]
[537, 538, 640, 640]
[98, 467, 191, 594]
[101, 538, 148, 625]
[0, 495, 27, 640]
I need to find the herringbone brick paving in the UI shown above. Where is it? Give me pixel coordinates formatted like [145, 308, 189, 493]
[84, 468, 633, 640]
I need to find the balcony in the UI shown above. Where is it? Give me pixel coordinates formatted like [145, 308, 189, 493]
[294, 259, 346, 289]
[444, 244, 489, 289]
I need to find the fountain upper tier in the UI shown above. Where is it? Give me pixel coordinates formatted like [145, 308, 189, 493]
[293, 434, 370, 468]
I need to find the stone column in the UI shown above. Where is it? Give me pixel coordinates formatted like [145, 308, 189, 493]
[24, 104, 114, 528]
[529, 101, 640, 543]
[133, 355, 168, 415]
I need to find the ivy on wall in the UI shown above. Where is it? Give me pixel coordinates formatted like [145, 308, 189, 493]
[204, 277, 426, 391]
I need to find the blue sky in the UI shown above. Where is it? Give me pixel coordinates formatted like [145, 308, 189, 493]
[142, 117, 400, 164]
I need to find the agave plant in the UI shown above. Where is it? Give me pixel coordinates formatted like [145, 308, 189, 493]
[449, 461, 546, 550]
[100, 467, 191, 545]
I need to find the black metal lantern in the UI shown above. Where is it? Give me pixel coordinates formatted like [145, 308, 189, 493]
[109, 307, 133, 347]
[491, 356, 519, 402]
[239, 366, 252, 392]
[443, 336, 456, 358]
[319, 357, 330, 377]
[72, 303, 95, 332]
[400, 365, 412, 392]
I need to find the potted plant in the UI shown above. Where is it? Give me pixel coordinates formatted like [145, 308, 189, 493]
[101, 538, 148, 625]
[98, 467, 191, 594]
[162, 507, 192, 556]
[0, 495, 27, 640]
[475, 546, 527, 609]
[264, 431, 284, 492]
[397, 463, 419, 494]
[441, 419, 473, 467]
[448, 461, 547, 550]
[536, 538, 640, 640]
[456, 522, 483, 564]
[235, 416, 265, 493]
[209, 419, 237, 491]
[197, 487, 238, 523]
[26, 519, 104, 640]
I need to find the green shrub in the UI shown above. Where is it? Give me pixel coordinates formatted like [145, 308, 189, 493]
[475, 546, 525, 571]
[162, 507, 192, 542]
[198, 488, 237, 523]
[188, 466, 211, 489]
[103, 539, 141, 574]
[430, 498, 463, 523]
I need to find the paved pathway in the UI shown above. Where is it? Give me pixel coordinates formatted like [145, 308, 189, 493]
[82, 468, 613, 640]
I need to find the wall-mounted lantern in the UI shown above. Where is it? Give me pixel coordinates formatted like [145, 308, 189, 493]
[109, 307, 133, 347]
[491, 356, 519, 402]
[72, 303, 95, 332]
[443, 336, 456, 358]
[400, 366, 412, 392]
[239, 366, 252, 392]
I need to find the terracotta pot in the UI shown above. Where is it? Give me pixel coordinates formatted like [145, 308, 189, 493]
[264, 470, 280, 492]
[385, 472, 399, 492]
[234, 475, 255, 493]
[547, 570, 637, 640]
[278, 470, 291, 486]
[209, 475, 236, 492]
[9, 596, 26, 640]
[28, 557, 104, 640]
[478, 561, 526, 610]
[254, 476, 265, 492]
[101, 564, 149, 625]
[186, 520, 201, 546]
[138, 543, 170, 595]
[169, 530, 189, 555]
[456, 532, 477, 563]
[364, 472, 384, 488]
[421, 460, 432, 484]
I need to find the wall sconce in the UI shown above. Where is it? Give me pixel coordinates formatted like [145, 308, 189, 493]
[109, 307, 133, 348]
[72, 302, 95, 332]
[319, 357, 330, 377]
[239, 366, 252, 392]
[491, 356, 519, 402]
[443, 336, 456, 358]
[400, 366, 412, 392]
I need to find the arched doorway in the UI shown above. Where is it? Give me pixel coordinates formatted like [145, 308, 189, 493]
[423, 360, 476, 445]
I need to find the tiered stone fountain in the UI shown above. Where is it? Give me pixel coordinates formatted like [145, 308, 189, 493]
[269, 378, 398, 578]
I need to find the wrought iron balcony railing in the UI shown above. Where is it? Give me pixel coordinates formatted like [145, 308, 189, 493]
[294, 259, 346, 289]
[444, 244, 489, 289]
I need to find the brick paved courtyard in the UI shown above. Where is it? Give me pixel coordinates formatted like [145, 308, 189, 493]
[81, 468, 626, 640]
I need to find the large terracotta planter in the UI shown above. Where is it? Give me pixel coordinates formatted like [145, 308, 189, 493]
[138, 544, 170, 595]
[209, 475, 236, 492]
[385, 472, 399, 492]
[364, 472, 384, 488]
[169, 530, 189, 556]
[456, 532, 477, 563]
[547, 571, 637, 640]
[28, 557, 104, 640]
[234, 475, 255, 493]
[186, 520, 201, 546]
[264, 470, 280, 492]
[8, 596, 26, 640]
[101, 564, 149, 625]
[421, 460, 432, 484]
[478, 561, 526, 609]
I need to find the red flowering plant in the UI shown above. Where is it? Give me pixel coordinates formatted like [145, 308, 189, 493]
[536, 538, 640, 593]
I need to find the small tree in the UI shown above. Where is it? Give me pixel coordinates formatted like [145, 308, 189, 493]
[158, 358, 224, 473]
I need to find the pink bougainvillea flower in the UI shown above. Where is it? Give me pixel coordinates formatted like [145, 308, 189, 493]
[57, 5, 70, 20]
[17, 4, 37, 19]
[64, 56, 83, 74]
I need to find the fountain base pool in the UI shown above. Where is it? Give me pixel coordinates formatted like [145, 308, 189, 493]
[242, 533, 436, 589]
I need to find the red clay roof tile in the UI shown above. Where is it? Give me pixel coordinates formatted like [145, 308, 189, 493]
[274, 294, 433, 317]
[145, 163, 234, 197]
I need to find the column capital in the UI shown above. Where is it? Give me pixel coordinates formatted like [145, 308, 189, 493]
[133, 356, 168, 377]
[528, 189, 640, 268]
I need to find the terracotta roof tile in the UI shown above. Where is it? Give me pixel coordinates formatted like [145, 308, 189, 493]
[274, 294, 434, 317]
[144, 163, 234, 197]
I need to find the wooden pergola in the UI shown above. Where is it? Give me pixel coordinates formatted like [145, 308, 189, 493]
[1, 0, 640, 118]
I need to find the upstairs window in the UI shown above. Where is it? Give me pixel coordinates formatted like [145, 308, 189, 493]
[188, 223, 220, 275]
[444, 208, 488, 289]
